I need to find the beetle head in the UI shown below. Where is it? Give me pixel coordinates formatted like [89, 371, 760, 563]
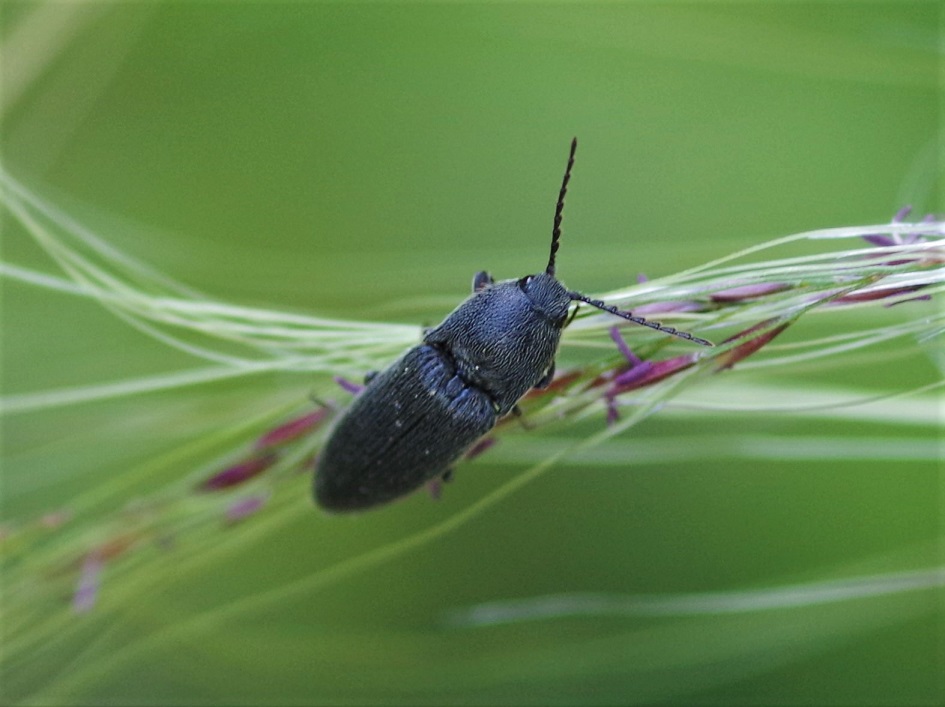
[519, 272, 571, 324]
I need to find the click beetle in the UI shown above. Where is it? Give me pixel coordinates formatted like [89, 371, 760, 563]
[314, 138, 711, 512]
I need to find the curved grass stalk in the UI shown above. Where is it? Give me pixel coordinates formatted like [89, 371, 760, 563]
[1, 170, 943, 703]
[14, 385, 673, 703]
[444, 566, 945, 626]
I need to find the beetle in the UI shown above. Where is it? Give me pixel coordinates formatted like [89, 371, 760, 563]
[314, 138, 711, 512]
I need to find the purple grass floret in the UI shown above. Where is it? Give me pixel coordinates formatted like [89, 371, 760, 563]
[893, 205, 913, 222]
[863, 207, 912, 247]
[334, 376, 365, 395]
[616, 355, 698, 393]
[612, 361, 656, 388]
[861, 206, 941, 248]
[603, 327, 700, 423]
[40, 509, 72, 529]
[604, 356, 698, 423]
[464, 436, 497, 461]
[605, 398, 620, 425]
[225, 494, 268, 524]
[833, 285, 930, 305]
[609, 326, 643, 366]
[73, 553, 103, 614]
[255, 408, 329, 449]
[198, 452, 278, 491]
[715, 319, 790, 370]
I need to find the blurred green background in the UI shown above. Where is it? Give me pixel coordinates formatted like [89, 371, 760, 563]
[1, 2, 942, 705]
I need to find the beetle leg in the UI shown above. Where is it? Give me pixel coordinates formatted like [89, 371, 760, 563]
[535, 361, 556, 389]
[472, 271, 494, 292]
[428, 469, 454, 501]
[564, 303, 580, 328]
[510, 405, 534, 430]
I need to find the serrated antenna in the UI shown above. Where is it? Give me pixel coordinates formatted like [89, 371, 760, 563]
[546, 137, 577, 277]
[567, 291, 714, 347]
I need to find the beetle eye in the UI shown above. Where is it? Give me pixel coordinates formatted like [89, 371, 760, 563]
[519, 275, 533, 289]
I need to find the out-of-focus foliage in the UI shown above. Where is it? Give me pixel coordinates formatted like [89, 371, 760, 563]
[2, 3, 942, 705]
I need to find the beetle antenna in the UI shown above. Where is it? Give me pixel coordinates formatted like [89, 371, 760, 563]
[567, 291, 714, 346]
[547, 137, 578, 277]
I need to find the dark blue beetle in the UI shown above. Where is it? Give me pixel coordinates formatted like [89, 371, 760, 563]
[315, 139, 710, 512]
